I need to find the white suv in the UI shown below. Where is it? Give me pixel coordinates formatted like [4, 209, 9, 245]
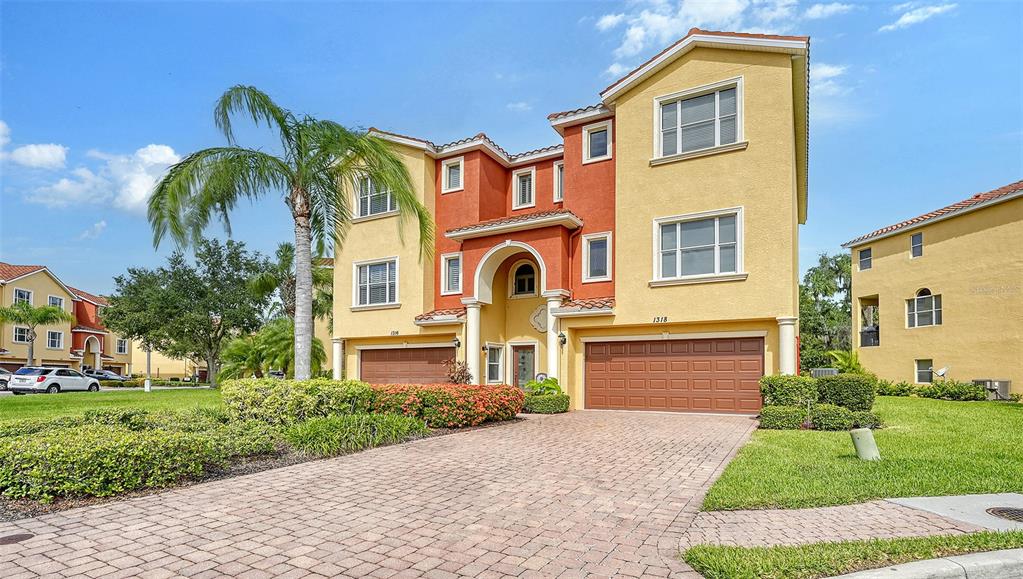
[9, 367, 101, 394]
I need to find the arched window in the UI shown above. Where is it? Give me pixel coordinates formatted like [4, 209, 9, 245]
[512, 263, 536, 296]
[907, 288, 942, 328]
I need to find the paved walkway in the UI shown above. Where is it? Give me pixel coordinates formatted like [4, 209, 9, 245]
[0, 411, 757, 578]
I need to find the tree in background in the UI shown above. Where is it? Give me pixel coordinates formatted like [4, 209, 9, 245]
[799, 252, 852, 371]
[102, 267, 175, 387]
[249, 242, 333, 323]
[149, 85, 432, 381]
[0, 303, 73, 367]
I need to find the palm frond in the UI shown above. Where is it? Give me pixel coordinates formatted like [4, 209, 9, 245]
[214, 85, 296, 149]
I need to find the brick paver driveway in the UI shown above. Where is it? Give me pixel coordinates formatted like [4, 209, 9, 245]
[0, 411, 756, 578]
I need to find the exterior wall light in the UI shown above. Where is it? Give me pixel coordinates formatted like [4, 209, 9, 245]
[452, 336, 461, 349]
[558, 332, 567, 346]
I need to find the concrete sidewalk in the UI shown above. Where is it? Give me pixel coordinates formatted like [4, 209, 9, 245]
[830, 548, 1023, 578]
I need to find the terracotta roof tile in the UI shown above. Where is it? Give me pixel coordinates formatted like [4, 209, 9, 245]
[0, 262, 46, 282]
[414, 307, 466, 322]
[368, 127, 438, 149]
[72, 324, 107, 333]
[446, 209, 581, 236]
[558, 297, 615, 311]
[845, 180, 1023, 247]
[546, 104, 611, 121]
[68, 286, 109, 306]
[509, 144, 563, 160]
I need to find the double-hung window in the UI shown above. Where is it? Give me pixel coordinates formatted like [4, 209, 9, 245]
[13, 288, 32, 305]
[512, 168, 535, 209]
[657, 210, 740, 280]
[12, 327, 30, 343]
[486, 345, 503, 383]
[915, 359, 933, 384]
[911, 232, 923, 258]
[583, 232, 611, 282]
[48, 295, 64, 309]
[357, 177, 396, 218]
[47, 331, 63, 349]
[116, 339, 129, 355]
[441, 157, 463, 193]
[355, 259, 398, 307]
[582, 120, 612, 163]
[553, 161, 564, 202]
[441, 253, 462, 295]
[858, 248, 872, 271]
[907, 288, 941, 328]
[658, 80, 740, 158]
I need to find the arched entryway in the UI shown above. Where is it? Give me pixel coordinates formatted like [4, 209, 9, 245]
[83, 335, 102, 371]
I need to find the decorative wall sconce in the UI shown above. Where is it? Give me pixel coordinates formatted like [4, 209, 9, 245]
[452, 336, 461, 349]
[558, 332, 567, 346]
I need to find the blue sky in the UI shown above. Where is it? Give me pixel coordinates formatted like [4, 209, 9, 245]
[1, 0, 1020, 294]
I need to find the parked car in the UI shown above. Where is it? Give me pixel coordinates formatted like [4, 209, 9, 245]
[0, 368, 11, 391]
[9, 367, 101, 394]
[84, 369, 129, 381]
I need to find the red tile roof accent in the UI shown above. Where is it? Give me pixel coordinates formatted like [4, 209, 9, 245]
[446, 209, 581, 236]
[68, 286, 109, 306]
[414, 307, 466, 322]
[368, 127, 438, 149]
[845, 180, 1023, 247]
[72, 325, 107, 333]
[546, 104, 611, 121]
[372, 128, 561, 164]
[601, 28, 809, 97]
[0, 262, 45, 282]
[558, 297, 615, 311]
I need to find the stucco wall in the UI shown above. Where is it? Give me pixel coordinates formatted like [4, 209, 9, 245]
[0, 271, 76, 366]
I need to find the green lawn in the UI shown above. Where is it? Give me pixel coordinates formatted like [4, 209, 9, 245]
[0, 389, 222, 423]
[683, 531, 1023, 579]
[704, 397, 1023, 510]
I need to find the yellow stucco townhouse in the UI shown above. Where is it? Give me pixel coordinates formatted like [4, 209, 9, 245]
[843, 180, 1023, 394]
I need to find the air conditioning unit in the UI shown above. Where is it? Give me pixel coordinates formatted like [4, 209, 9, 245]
[811, 368, 839, 378]
[974, 379, 1012, 401]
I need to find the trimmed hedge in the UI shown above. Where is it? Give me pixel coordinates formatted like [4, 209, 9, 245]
[523, 394, 570, 414]
[371, 383, 524, 427]
[851, 410, 883, 429]
[811, 403, 854, 431]
[284, 414, 427, 457]
[760, 375, 818, 407]
[99, 379, 211, 388]
[877, 379, 916, 397]
[759, 406, 807, 430]
[917, 380, 986, 401]
[221, 378, 374, 424]
[817, 373, 877, 412]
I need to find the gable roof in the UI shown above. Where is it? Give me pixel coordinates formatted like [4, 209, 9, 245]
[0, 262, 46, 283]
[843, 180, 1023, 248]
[68, 286, 110, 307]
[369, 128, 563, 168]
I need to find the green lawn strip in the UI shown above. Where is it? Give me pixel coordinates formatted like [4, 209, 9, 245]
[0, 389, 222, 423]
[683, 531, 1023, 579]
[704, 397, 1023, 510]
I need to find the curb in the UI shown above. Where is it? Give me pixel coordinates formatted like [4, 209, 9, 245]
[829, 548, 1023, 578]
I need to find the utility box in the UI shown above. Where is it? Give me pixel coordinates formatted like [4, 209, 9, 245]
[811, 368, 839, 378]
[975, 379, 1012, 401]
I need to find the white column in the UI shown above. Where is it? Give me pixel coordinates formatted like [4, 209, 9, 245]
[545, 296, 562, 380]
[463, 299, 482, 384]
[332, 338, 344, 380]
[777, 316, 798, 375]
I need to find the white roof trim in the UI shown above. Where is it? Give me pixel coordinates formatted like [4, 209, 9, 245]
[550, 307, 614, 318]
[370, 130, 562, 169]
[445, 213, 584, 241]
[0, 267, 79, 302]
[413, 315, 466, 327]
[548, 106, 614, 134]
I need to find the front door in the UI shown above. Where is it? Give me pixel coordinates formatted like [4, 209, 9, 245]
[512, 346, 535, 389]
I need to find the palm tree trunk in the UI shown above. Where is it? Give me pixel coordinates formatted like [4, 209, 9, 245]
[292, 189, 314, 381]
[27, 337, 35, 367]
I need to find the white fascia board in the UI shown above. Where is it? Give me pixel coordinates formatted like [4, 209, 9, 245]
[445, 213, 584, 241]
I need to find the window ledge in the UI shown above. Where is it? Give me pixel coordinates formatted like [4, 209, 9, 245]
[582, 155, 612, 165]
[350, 303, 401, 312]
[441, 187, 463, 194]
[440, 290, 462, 296]
[648, 272, 748, 287]
[512, 202, 536, 211]
[352, 210, 399, 224]
[582, 277, 611, 284]
[650, 141, 749, 167]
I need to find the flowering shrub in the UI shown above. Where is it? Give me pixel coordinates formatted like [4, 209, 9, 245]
[370, 383, 524, 427]
[221, 378, 374, 424]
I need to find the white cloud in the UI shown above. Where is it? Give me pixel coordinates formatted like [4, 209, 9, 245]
[33, 167, 110, 207]
[0, 121, 9, 148]
[506, 101, 533, 113]
[810, 62, 850, 96]
[596, 13, 626, 31]
[604, 62, 632, 78]
[803, 2, 855, 19]
[79, 220, 107, 240]
[9, 143, 68, 169]
[809, 62, 865, 125]
[879, 3, 956, 32]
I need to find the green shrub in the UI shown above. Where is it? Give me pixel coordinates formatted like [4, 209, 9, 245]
[759, 375, 818, 407]
[99, 379, 210, 388]
[759, 406, 807, 430]
[817, 373, 877, 411]
[221, 378, 374, 424]
[812, 403, 854, 431]
[371, 383, 524, 427]
[916, 380, 986, 401]
[524, 377, 563, 396]
[851, 410, 883, 429]
[877, 379, 916, 397]
[523, 394, 570, 414]
[284, 414, 426, 457]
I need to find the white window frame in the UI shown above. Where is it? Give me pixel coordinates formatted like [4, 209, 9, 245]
[116, 338, 129, 355]
[858, 248, 872, 271]
[47, 330, 64, 350]
[441, 156, 464, 193]
[354, 176, 397, 220]
[440, 252, 462, 296]
[582, 232, 612, 283]
[906, 289, 942, 329]
[505, 341, 539, 386]
[915, 359, 933, 384]
[351, 257, 400, 309]
[652, 207, 744, 282]
[508, 258, 538, 298]
[653, 76, 743, 160]
[552, 160, 564, 202]
[485, 342, 505, 384]
[13, 288, 32, 305]
[910, 232, 923, 258]
[12, 326, 30, 344]
[582, 120, 612, 164]
[48, 295, 65, 310]
[511, 166, 536, 210]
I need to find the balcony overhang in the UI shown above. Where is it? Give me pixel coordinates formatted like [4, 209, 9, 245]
[445, 209, 583, 241]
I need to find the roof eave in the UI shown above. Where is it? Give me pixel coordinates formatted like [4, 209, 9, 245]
[444, 213, 584, 241]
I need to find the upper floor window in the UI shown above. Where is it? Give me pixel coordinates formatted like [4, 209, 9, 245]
[583, 120, 612, 163]
[48, 295, 64, 309]
[441, 157, 463, 193]
[116, 339, 129, 355]
[858, 248, 872, 271]
[907, 288, 941, 328]
[656, 78, 741, 158]
[583, 232, 611, 283]
[355, 258, 398, 307]
[911, 232, 923, 258]
[512, 167, 535, 209]
[915, 359, 933, 384]
[553, 161, 564, 202]
[441, 253, 462, 295]
[357, 177, 396, 218]
[656, 210, 740, 280]
[47, 331, 64, 349]
[12, 326, 30, 343]
[512, 262, 536, 297]
[14, 288, 32, 305]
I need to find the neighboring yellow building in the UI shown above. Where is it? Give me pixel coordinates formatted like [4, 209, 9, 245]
[331, 29, 810, 414]
[844, 180, 1023, 393]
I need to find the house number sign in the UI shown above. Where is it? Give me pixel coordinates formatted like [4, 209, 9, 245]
[653, 316, 669, 323]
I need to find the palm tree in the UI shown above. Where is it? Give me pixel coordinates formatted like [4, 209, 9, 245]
[258, 318, 326, 377]
[149, 86, 432, 380]
[250, 242, 333, 321]
[218, 334, 266, 380]
[0, 303, 74, 367]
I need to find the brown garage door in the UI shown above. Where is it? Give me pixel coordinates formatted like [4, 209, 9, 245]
[360, 347, 456, 384]
[585, 338, 764, 413]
